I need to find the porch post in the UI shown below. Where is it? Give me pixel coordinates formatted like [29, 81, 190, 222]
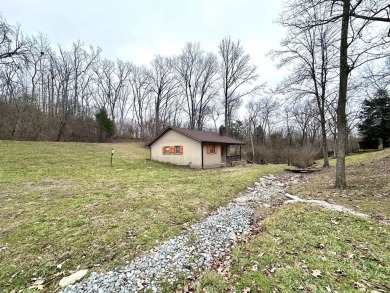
[201, 142, 204, 169]
[240, 144, 242, 161]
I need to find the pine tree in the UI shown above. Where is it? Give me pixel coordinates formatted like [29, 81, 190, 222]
[95, 108, 115, 141]
[358, 89, 390, 148]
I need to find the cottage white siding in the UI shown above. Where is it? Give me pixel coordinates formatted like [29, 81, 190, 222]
[150, 129, 203, 168]
[148, 127, 242, 169]
[202, 144, 221, 168]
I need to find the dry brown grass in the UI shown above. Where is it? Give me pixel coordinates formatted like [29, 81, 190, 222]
[290, 148, 390, 222]
[0, 140, 287, 292]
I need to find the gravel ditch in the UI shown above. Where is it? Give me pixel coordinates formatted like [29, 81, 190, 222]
[61, 173, 302, 293]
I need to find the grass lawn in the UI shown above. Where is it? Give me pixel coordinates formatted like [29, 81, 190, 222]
[0, 140, 287, 292]
[195, 149, 390, 292]
[228, 204, 389, 292]
[291, 148, 390, 222]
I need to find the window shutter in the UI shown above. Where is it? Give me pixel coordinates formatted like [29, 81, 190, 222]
[170, 146, 174, 154]
[207, 145, 210, 154]
[180, 146, 183, 154]
[215, 145, 218, 154]
[162, 146, 165, 154]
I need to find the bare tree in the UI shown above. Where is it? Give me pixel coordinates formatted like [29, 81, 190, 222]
[147, 55, 179, 135]
[0, 16, 30, 65]
[253, 95, 279, 143]
[130, 65, 152, 139]
[363, 57, 390, 92]
[292, 100, 320, 147]
[94, 59, 132, 127]
[174, 42, 219, 130]
[218, 37, 262, 134]
[271, 8, 339, 167]
[279, 0, 390, 188]
[209, 101, 223, 131]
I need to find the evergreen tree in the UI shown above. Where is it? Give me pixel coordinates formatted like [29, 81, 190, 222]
[95, 108, 115, 141]
[254, 125, 266, 144]
[358, 89, 390, 147]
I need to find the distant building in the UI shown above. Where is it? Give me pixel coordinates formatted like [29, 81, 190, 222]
[146, 126, 244, 168]
[358, 139, 383, 151]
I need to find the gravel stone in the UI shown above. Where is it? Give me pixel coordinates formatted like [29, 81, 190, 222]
[61, 174, 301, 293]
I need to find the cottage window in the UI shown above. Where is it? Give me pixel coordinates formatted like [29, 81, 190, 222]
[207, 144, 218, 154]
[162, 145, 183, 155]
[174, 145, 183, 155]
[163, 146, 170, 155]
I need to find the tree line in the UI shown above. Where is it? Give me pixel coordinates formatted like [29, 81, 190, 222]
[272, 0, 389, 188]
[1, 0, 389, 189]
[0, 15, 261, 142]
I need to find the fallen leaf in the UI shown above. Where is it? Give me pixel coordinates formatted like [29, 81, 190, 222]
[354, 282, 366, 290]
[318, 255, 327, 261]
[32, 278, 45, 285]
[28, 277, 45, 290]
[361, 279, 372, 288]
[28, 284, 44, 291]
[242, 288, 251, 293]
[294, 256, 300, 269]
[335, 268, 347, 276]
[311, 269, 322, 278]
[325, 285, 332, 292]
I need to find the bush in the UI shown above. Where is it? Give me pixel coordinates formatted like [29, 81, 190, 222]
[291, 145, 321, 168]
[245, 144, 320, 168]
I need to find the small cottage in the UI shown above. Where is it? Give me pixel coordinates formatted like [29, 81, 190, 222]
[146, 126, 244, 168]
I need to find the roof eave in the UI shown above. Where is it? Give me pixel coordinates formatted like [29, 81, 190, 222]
[146, 126, 244, 146]
[202, 140, 244, 145]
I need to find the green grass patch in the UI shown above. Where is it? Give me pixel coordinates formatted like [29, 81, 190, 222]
[228, 204, 390, 292]
[317, 149, 390, 167]
[0, 140, 287, 291]
[197, 271, 228, 292]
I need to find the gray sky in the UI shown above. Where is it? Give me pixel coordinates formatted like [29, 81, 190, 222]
[2, 0, 286, 86]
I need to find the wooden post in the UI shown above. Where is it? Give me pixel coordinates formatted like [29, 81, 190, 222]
[111, 148, 114, 166]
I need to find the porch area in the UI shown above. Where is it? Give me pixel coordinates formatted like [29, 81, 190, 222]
[221, 144, 245, 166]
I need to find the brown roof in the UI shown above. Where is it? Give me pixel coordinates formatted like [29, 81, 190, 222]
[146, 126, 244, 146]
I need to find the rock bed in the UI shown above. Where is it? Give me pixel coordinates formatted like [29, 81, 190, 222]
[61, 174, 301, 293]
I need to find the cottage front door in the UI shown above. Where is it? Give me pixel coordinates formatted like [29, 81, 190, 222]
[221, 145, 226, 162]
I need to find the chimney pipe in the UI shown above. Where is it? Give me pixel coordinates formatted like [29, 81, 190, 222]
[219, 125, 226, 136]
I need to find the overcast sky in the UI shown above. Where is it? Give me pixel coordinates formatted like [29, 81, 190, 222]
[2, 0, 286, 87]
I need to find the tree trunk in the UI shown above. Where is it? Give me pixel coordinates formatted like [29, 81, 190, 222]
[335, 0, 350, 189]
[249, 122, 255, 161]
[224, 97, 229, 135]
[321, 119, 329, 167]
[155, 104, 160, 135]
